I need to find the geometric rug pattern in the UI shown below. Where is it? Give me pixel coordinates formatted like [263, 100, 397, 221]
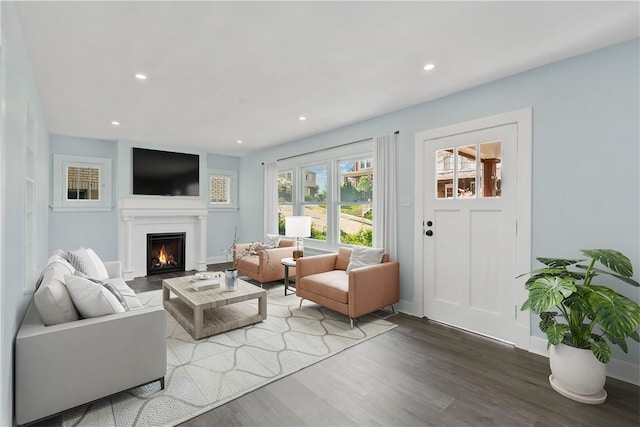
[62, 287, 397, 426]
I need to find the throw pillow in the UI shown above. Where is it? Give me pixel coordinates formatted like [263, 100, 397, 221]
[265, 233, 281, 247]
[73, 271, 129, 311]
[68, 247, 109, 280]
[64, 275, 125, 318]
[345, 246, 385, 273]
[34, 262, 80, 325]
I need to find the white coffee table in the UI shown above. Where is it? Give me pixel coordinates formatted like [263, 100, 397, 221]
[162, 276, 267, 339]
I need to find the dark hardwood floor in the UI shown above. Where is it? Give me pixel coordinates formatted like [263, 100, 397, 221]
[33, 266, 640, 426]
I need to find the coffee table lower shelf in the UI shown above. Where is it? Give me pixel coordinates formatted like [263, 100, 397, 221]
[165, 298, 266, 338]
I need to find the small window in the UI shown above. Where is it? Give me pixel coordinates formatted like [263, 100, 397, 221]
[52, 155, 112, 212]
[208, 169, 238, 211]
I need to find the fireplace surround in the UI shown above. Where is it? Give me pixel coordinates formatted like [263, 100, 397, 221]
[118, 198, 208, 280]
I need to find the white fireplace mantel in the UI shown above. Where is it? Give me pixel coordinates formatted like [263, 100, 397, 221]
[118, 198, 208, 280]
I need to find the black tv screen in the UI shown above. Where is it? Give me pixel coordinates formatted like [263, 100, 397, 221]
[132, 148, 200, 196]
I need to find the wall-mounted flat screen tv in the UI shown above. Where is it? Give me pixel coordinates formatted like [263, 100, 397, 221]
[132, 147, 200, 196]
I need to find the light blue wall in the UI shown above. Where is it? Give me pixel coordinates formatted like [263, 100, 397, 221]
[0, 3, 50, 425]
[239, 39, 639, 364]
[206, 153, 240, 263]
[49, 135, 119, 260]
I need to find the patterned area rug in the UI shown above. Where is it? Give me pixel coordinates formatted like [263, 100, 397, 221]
[62, 286, 396, 426]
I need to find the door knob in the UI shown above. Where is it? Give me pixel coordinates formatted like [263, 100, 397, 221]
[425, 230, 433, 236]
[426, 220, 433, 226]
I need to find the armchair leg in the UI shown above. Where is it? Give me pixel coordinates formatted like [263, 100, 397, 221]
[350, 318, 354, 329]
[299, 298, 304, 308]
[390, 305, 396, 314]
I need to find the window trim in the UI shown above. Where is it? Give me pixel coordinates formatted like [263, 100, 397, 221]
[52, 154, 112, 212]
[278, 141, 374, 251]
[208, 169, 238, 211]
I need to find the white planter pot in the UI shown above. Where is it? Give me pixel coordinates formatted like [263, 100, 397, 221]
[548, 343, 607, 404]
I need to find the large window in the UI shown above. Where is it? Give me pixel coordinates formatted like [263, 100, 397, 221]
[277, 142, 374, 249]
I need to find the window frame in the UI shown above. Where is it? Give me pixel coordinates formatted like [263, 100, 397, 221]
[208, 169, 238, 211]
[278, 141, 374, 251]
[52, 154, 112, 212]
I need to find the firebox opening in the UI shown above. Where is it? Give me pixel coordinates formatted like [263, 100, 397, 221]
[147, 232, 186, 276]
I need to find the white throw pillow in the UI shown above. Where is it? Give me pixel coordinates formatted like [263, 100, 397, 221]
[346, 246, 385, 273]
[64, 275, 125, 318]
[68, 247, 109, 280]
[265, 233, 281, 247]
[34, 262, 80, 325]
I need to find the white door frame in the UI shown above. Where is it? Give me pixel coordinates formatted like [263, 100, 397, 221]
[413, 108, 532, 350]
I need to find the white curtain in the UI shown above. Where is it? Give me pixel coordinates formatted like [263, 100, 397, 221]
[373, 133, 397, 260]
[263, 161, 279, 235]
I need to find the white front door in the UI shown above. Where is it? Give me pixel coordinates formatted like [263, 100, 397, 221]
[422, 124, 517, 343]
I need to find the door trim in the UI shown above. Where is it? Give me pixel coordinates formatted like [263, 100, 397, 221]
[413, 108, 532, 350]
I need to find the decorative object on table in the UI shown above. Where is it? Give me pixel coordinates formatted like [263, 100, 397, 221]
[222, 227, 240, 291]
[285, 216, 311, 260]
[190, 272, 222, 291]
[519, 249, 640, 404]
[225, 268, 238, 291]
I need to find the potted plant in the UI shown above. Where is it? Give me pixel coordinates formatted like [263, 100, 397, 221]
[520, 249, 639, 404]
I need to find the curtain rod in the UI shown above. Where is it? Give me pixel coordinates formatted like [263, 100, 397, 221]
[271, 130, 399, 163]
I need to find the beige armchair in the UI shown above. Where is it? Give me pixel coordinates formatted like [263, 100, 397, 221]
[296, 247, 400, 328]
[234, 239, 295, 285]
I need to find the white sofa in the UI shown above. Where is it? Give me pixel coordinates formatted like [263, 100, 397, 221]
[15, 250, 166, 425]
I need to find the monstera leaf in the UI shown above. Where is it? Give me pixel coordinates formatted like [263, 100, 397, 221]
[581, 249, 634, 278]
[521, 276, 576, 314]
[588, 286, 640, 339]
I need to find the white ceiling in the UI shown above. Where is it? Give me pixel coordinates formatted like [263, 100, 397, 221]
[14, 1, 639, 157]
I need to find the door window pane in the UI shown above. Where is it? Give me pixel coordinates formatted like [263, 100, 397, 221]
[480, 141, 502, 198]
[457, 145, 476, 199]
[436, 148, 454, 199]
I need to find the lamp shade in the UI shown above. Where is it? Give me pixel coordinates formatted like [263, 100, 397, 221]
[285, 216, 311, 238]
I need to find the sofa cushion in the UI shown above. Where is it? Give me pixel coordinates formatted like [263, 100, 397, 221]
[64, 275, 126, 318]
[265, 233, 281, 247]
[103, 278, 143, 310]
[237, 256, 260, 274]
[34, 258, 79, 326]
[346, 246, 384, 273]
[68, 247, 109, 280]
[335, 248, 352, 271]
[301, 270, 349, 304]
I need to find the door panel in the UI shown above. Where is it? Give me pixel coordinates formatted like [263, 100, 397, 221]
[424, 124, 517, 343]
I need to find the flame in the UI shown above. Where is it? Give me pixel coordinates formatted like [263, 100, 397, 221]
[158, 245, 168, 265]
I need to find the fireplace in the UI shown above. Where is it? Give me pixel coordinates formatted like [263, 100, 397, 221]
[147, 232, 186, 275]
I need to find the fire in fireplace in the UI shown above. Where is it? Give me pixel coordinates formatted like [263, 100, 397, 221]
[147, 232, 186, 275]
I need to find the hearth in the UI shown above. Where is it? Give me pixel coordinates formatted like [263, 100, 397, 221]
[147, 232, 186, 275]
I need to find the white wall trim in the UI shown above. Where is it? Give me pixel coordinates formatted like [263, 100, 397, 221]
[413, 108, 533, 349]
[118, 198, 208, 279]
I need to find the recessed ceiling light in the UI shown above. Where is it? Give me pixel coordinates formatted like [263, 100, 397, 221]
[111, 121, 120, 126]
[423, 64, 435, 71]
[236, 140, 243, 144]
[299, 116, 307, 121]
[134, 73, 147, 80]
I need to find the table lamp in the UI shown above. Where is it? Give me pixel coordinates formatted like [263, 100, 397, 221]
[285, 216, 311, 260]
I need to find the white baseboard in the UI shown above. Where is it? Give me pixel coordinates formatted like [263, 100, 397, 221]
[397, 298, 422, 317]
[529, 336, 639, 386]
